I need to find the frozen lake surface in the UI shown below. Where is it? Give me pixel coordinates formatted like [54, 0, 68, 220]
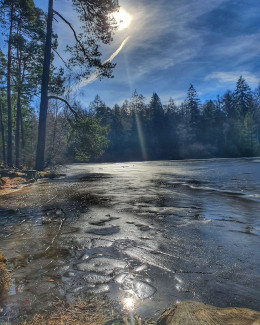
[0, 158, 260, 322]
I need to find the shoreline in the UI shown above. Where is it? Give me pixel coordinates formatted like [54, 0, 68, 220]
[19, 299, 260, 324]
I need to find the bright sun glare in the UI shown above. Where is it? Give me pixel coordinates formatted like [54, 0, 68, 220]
[113, 8, 133, 30]
[123, 297, 135, 311]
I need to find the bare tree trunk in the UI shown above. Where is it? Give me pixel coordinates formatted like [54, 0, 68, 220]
[0, 91, 6, 165]
[20, 109, 25, 165]
[15, 39, 22, 168]
[7, 4, 13, 167]
[35, 0, 54, 171]
[15, 88, 21, 168]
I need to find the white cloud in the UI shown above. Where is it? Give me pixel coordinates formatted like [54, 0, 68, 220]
[113, 0, 229, 80]
[210, 33, 260, 64]
[206, 71, 260, 85]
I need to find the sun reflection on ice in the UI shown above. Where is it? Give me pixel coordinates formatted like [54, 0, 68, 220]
[123, 296, 135, 311]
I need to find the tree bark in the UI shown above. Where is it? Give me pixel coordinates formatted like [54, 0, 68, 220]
[15, 88, 21, 168]
[7, 4, 13, 167]
[20, 109, 25, 165]
[0, 91, 6, 165]
[15, 37, 22, 168]
[35, 0, 54, 171]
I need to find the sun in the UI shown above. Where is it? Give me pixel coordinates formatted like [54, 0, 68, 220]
[113, 8, 133, 31]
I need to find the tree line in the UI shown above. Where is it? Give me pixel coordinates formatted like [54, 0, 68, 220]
[89, 77, 260, 162]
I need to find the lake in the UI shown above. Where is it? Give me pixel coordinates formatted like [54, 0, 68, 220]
[0, 158, 260, 322]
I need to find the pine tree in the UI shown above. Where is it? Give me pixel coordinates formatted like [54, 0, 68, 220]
[184, 84, 201, 143]
[129, 91, 147, 160]
[233, 76, 253, 117]
[35, 0, 119, 170]
[147, 93, 164, 159]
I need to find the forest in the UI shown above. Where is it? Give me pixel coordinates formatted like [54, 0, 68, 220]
[0, 0, 260, 170]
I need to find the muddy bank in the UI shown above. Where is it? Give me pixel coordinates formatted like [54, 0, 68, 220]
[0, 169, 65, 196]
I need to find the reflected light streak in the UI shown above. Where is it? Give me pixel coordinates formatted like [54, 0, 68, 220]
[135, 112, 148, 160]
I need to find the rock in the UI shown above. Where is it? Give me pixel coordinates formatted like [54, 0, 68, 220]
[41, 208, 65, 224]
[157, 301, 260, 325]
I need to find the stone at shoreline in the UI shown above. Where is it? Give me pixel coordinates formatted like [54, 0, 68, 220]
[157, 301, 260, 325]
[38, 171, 66, 179]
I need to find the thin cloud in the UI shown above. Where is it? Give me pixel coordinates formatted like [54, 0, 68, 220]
[70, 36, 130, 93]
[206, 71, 259, 85]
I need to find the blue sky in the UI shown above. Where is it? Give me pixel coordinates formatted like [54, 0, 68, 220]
[1, 0, 260, 107]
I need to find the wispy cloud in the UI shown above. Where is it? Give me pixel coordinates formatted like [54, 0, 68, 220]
[70, 36, 130, 93]
[114, 0, 230, 82]
[206, 71, 260, 85]
[210, 33, 260, 64]
[34, 0, 260, 107]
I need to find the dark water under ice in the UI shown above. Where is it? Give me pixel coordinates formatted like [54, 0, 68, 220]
[0, 158, 260, 322]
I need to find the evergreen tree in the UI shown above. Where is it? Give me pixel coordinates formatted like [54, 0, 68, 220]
[35, 0, 119, 170]
[147, 93, 164, 159]
[233, 76, 253, 117]
[164, 98, 179, 158]
[0, 0, 45, 167]
[184, 84, 201, 144]
[128, 91, 147, 160]
[108, 104, 125, 160]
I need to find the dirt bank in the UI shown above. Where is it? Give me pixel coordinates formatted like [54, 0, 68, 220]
[0, 253, 11, 293]
[0, 170, 65, 196]
[157, 301, 260, 325]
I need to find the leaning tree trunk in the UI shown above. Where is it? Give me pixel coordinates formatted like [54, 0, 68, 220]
[7, 4, 13, 167]
[35, 0, 54, 171]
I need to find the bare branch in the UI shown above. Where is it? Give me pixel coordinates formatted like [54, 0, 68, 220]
[53, 10, 88, 58]
[52, 48, 67, 66]
[48, 95, 78, 118]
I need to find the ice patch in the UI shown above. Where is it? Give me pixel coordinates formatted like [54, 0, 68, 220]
[77, 257, 127, 274]
[133, 280, 156, 300]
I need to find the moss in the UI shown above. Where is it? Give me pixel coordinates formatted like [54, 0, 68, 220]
[0, 252, 11, 292]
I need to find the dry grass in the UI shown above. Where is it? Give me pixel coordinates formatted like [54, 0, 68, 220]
[22, 297, 123, 325]
[0, 176, 27, 195]
[0, 252, 11, 292]
[0, 252, 7, 263]
[21, 297, 157, 325]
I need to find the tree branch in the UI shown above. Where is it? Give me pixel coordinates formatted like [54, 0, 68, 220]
[53, 10, 88, 58]
[52, 48, 67, 66]
[48, 95, 78, 118]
